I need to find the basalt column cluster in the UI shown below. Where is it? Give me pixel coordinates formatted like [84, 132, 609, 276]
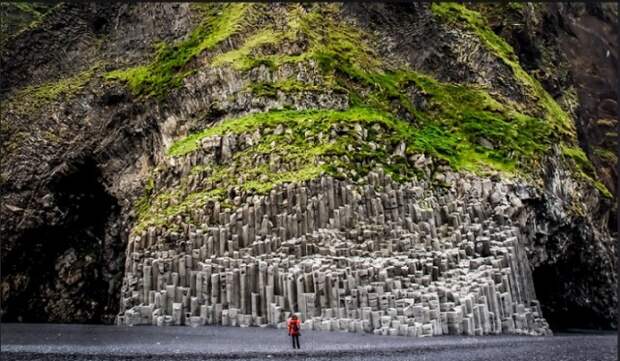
[118, 167, 551, 337]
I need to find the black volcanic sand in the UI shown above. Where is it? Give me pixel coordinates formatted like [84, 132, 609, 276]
[1, 323, 616, 361]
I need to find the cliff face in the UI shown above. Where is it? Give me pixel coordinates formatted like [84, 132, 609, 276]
[0, 3, 616, 330]
[475, 2, 618, 233]
[0, 2, 195, 323]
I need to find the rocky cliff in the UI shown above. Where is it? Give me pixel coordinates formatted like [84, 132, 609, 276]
[0, 3, 616, 330]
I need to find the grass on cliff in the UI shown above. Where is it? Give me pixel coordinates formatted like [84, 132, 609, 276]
[593, 147, 618, 164]
[430, 3, 575, 138]
[131, 3, 611, 230]
[169, 87, 547, 176]
[143, 94, 543, 231]
[169, 65, 550, 171]
[561, 144, 612, 198]
[134, 161, 327, 232]
[430, 3, 612, 196]
[0, 2, 56, 45]
[193, 4, 551, 172]
[211, 4, 380, 74]
[1, 65, 99, 115]
[105, 3, 251, 98]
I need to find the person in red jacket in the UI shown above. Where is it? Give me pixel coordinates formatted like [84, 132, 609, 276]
[287, 314, 301, 349]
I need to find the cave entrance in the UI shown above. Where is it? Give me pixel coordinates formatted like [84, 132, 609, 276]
[533, 263, 610, 331]
[2, 155, 124, 323]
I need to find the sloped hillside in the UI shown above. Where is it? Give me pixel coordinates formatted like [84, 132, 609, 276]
[0, 3, 616, 330]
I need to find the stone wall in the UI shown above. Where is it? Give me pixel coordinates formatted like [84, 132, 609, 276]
[118, 164, 551, 337]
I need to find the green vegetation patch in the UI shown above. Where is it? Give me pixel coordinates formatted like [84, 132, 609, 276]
[170, 84, 548, 175]
[169, 107, 394, 157]
[1, 65, 99, 115]
[430, 3, 575, 138]
[209, 4, 380, 76]
[131, 3, 612, 229]
[105, 3, 252, 98]
[142, 94, 549, 230]
[0, 2, 54, 45]
[593, 147, 618, 164]
[210, 28, 286, 70]
[134, 161, 327, 232]
[561, 144, 612, 198]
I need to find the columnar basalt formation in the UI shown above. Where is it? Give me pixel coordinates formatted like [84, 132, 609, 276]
[119, 161, 551, 336]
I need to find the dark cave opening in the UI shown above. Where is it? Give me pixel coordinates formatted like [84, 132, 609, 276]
[1, 156, 123, 323]
[533, 263, 613, 331]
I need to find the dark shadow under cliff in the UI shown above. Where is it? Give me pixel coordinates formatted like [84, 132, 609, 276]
[1, 156, 123, 323]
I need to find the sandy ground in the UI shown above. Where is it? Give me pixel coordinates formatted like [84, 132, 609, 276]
[1, 323, 616, 361]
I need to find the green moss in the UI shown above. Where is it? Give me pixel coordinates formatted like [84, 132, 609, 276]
[230, 164, 326, 194]
[0, 2, 54, 45]
[593, 147, 618, 164]
[169, 82, 547, 175]
[593, 181, 613, 199]
[133, 165, 240, 232]
[133, 161, 326, 232]
[133, 3, 609, 230]
[210, 28, 285, 70]
[105, 3, 252, 98]
[561, 144, 595, 175]
[596, 118, 616, 128]
[2, 65, 99, 115]
[168, 107, 390, 156]
[208, 4, 379, 79]
[336, 69, 549, 172]
[561, 144, 612, 198]
[430, 3, 575, 138]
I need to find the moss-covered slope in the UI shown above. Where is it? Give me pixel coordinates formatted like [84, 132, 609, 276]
[108, 3, 610, 232]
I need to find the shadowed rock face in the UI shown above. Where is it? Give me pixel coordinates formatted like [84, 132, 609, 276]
[559, 6, 618, 233]
[0, 3, 616, 329]
[0, 3, 194, 323]
[1, 157, 121, 323]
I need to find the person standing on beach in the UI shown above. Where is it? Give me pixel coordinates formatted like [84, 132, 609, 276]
[287, 314, 301, 349]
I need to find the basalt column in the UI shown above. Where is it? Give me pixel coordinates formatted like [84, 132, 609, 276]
[118, 170, 551, 337]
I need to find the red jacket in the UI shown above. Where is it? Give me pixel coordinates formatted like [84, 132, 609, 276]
[287, 318, 301, 336]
